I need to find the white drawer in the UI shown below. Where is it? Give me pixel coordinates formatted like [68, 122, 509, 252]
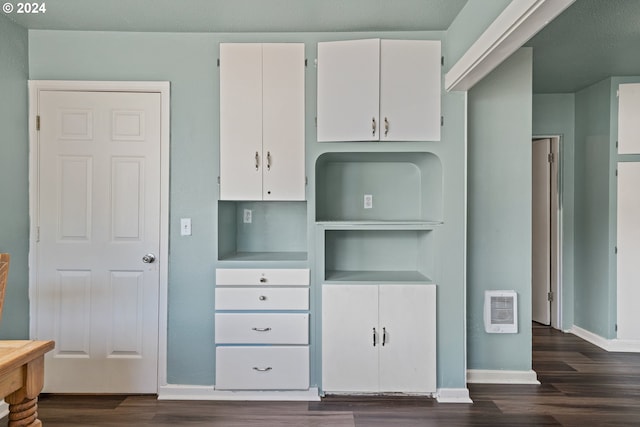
[215, 346, 309, 390]
[216, 268, 309, 286]
[215, 313, 309, 344]
[215, 288, 309, 310]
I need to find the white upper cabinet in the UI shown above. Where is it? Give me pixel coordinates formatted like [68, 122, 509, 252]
[220, 43, 305, 200]
[317, 38, 441, 142]
[618, 83, 640, 154]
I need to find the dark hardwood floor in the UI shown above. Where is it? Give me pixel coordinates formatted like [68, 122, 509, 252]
[4, 324, 640, 426]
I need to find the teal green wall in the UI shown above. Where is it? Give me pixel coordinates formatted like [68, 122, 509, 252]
[0, 15, 29, 339]
[28, 30, 467, 389]
[467, 48, 533, 371]
[574, 78, 613, 338]
[532, 93, 575, 331]
[445, 0, 512, 70]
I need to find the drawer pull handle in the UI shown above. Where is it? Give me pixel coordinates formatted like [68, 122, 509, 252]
[259, 277, 268, 283]
[251, 327, 272, 332]
[253, 366, 273, 372]
[259, 295, 267, 301]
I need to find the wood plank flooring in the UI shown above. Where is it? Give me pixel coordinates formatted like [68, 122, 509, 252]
[3, 324, 640, 426]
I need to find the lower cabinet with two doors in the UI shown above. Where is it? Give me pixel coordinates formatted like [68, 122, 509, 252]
[322, 284, 436, 394]
[215, 268, 310, 391]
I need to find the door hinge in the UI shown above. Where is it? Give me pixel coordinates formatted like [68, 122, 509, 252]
[305, 58, 308, 67]
[441, 56, 444, 66]
[548, 152, 554, 163]
[547, 291, 553, 302]
[616, 169, 618, 177]
[616, 140, 619, 148]
[615, 323, 618, 332]
[305, 176, 308, 186]
[217, 58, 220, 67]
[36, 115, 40, 131]
[441, 116, 444, 126]
[615, 246, 618, 254]
[315, 116, 317, 128]
[217, 176, 221, 185]
[36, 226, 40, 242]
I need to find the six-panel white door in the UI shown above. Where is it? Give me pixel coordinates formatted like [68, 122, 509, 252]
[35, 90, 161, 393]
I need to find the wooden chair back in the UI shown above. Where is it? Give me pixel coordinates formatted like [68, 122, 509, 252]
[0, 253, 9, 322]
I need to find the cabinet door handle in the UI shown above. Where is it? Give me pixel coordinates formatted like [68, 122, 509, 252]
[373, 327, 377, 347]
[372, 117, 377, 137]
[267, 151, 272, 171]
[382, 327, 387, 346]
[252, 366, 273, 372]
[384, 117, 389, 137]
[258, 295, 267, 301]
[251, 327, 272, 332]
[255, 151, 260, 171]
[259, 277, 268, 284]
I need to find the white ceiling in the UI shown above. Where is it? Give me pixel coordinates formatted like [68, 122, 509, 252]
[4, 0, 640, 94]
[5, 0, 467, 32]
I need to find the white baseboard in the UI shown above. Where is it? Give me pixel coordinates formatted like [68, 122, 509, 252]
[435, 388, 472, 403]
[467, 369, 539, 384]
[570, 325, 640, 352]
[158, 385, 320, 401]
[0, 400, 7, 419]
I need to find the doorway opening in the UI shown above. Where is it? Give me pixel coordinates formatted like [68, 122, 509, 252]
[532, 136, 561, 329]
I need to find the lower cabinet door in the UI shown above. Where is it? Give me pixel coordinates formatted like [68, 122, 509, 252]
[215, 346, 309, 390]
[322, 285, 379, 392]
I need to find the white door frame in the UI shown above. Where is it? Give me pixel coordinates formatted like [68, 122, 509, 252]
[532, 134, 562, 330]
[28, 80, 170, 392]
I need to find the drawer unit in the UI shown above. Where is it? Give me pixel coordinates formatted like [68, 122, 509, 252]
[215, 268, 311, 393]
[216, 268, 309, 286]
[215, 313, 309, 344]
[216, 346, 310, 390]
[215, 287, 309, 311]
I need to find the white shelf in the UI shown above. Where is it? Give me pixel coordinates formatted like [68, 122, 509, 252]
[324, 270, 433, 284]
[218, 251, 308, 262]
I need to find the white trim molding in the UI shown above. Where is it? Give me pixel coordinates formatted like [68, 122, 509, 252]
[27, 80, 171, 393]
[467, 369, 540, 385]
[570, 326, 640, 353]
[445, 0, 574, 92]
[159, 385, 321, 401]
[436, 388, 472, 403]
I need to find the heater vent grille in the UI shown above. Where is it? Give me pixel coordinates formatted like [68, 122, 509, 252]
[484, 291, 518, 333]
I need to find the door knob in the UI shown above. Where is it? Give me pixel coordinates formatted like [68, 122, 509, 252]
[142, 253, 156, 263]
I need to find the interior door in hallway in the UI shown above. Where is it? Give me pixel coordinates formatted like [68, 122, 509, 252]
[34, 90, 161, 393]
[532, 138, 555, 326]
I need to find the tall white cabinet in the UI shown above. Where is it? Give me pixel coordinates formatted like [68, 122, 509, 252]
[317, 38, 441, 142]
[322, 284, 436, 394]
[219, 43, 305, 200]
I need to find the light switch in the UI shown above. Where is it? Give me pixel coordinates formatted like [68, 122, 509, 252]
[181, 218, 192, 236]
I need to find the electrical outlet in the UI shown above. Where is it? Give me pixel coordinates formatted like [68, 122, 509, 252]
[243, 209, 252, 224]
[364, 194, 373, 209]
[180, 218, 192, 236]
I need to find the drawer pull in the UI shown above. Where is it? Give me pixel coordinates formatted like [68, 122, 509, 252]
[258, 295, 267, 301]
[259, 277, 268, 283]
[252, 366, 273, 372]
[251, 327, 272, 332]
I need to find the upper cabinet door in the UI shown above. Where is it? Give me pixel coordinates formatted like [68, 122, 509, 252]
[380, 40, 441, 142]
[317, 38, 441, 142]
[220, 43, 263, 200]
[618, 83, 640, 154]
[317, 39, 380, 142]
[262, 43, 306, 201]
[220, 43, 306, 201]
